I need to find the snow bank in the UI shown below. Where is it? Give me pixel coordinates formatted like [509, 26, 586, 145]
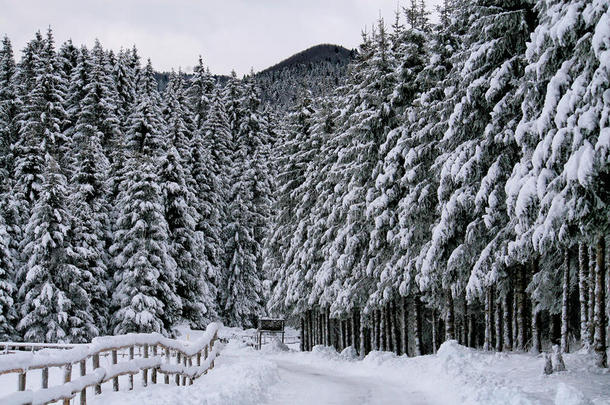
[260, 338, 289, 353]
[339, 346, 358, 360]
[437, 340, 536, 405]
[91, 351, 279, 405]
[554, 383, 593, 405]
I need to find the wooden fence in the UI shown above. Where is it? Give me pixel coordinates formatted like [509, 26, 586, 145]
[0, 323, 221, 405]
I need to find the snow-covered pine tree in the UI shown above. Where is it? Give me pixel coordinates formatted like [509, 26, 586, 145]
[159, 75, 217, 327]
[125, 59, 164, 157]
[111, 56, 180, 335]
[223, 158, 264, 327]
[57, 39, 79, 83]
[158, 143, 214, 328]
[325, 19, 398, 320]
[12, 30, 69, 293]
[113, 48, 138, 130]
[18, 155, 96, 343]
[367, 14, 428, 327]
[110, 155, 181, 335]
[197, 89, 233, 306]
[237, 78, 273, 279]
[0, 36, 19, 185]
[0, 213, 16, 340]
[186, 56, 216, 130]
[420, 0, 532, 343]
[515, 0, 609, 364]
[265, 92, 317, 317]
[68, 43, 116, 334]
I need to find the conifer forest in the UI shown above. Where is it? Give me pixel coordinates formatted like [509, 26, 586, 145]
[0, 0, 609, 379]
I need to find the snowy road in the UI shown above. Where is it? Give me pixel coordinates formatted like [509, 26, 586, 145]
[84, 336, 610, 405]
[265, 357, 430, 405]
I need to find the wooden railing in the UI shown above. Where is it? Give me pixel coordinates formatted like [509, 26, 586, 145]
[0, 323, 221, 405]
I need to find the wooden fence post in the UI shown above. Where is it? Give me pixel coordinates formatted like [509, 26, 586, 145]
[181, 355, 187, 385]
[210, 331, 217, 370]
[93, 354, 101, 394]
[187, 357, 193, 385]
[63, 363, 72, 405]
[143, 344, 149, 387]
[164, 347, 170, 384]
[112, 350, 119, 391]
[152, 345, 158, 384]
[18, 371, 26, 392]
[80, 360, 87, 405]
[129, 346, 135, 390]
[42, 367, 49, 389]
[175, 353, 181, 386]
[197, 352, 201, 367]
[203, 346, 208, 375]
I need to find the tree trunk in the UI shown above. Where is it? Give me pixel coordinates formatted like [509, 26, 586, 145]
[431, 310, 438, 354]
[311, 310, 316, 346]
[339, 319, 347, 352]
[390, 301, 399, 354]
[503, 291, 513, 351]
[370, 317, 376, 352]
[380, 307, 387, 351]
[327, 309, 332, 346]
[309, 310, 314, 350]
[561, 248, 570, 353]
[351, 310, 358, 349]
[322, 313, 326, 345]
[384, 304, 391, 352]
[484, 288, 492, 351]
[371, 311, 377, 350]
[495, 296, 503, 352]
[593, 235, 607, 368]
[446, 292, 455, 341]
[303, 312, 309, 351]
[517, 263, 528, 351]
[401, 296, 408, 356]
[468, 312, 475, 348]
[512, 278, 518, 348]
[578, 244, 590, 350]
[413, 295, 423, 356]
[300, 316, 305, 352]
[462, 298, 468, 346]
[531, 307, 541, 354]
[359, 312, 366, 356]
[588, 245, 596, 346]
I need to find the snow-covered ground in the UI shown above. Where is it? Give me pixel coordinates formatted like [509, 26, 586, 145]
[1, 327, 608, 405]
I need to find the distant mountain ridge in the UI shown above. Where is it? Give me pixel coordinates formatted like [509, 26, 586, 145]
[255, 44, 355, 111]
[260, 44, 355, 74]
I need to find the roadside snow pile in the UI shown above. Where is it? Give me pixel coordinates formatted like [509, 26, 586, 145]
[310, 345, 339, 359]
[555, 383, 593, 405]
[92, 342, 279, 405]
[436, 340, 535, 405]
[340, 346, 359, 360]
[261, 338, 290, 353]
[434, 341, 609, 405]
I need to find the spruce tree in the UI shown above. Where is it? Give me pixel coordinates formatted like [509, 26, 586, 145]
[110, 156, 181, 335]
[18, 155, 96, 342]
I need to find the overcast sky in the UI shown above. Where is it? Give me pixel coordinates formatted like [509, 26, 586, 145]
[0, 0, 440, 75]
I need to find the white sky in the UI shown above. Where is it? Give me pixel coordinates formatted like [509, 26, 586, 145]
[0, 0, 441, 75]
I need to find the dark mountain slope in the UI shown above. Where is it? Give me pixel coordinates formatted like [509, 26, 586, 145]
[255, 44, 355, 111]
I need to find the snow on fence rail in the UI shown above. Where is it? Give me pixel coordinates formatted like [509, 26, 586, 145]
[0, 322, 221, 405]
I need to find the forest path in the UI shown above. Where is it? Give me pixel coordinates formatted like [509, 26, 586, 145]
[262, 356, 431, 405]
